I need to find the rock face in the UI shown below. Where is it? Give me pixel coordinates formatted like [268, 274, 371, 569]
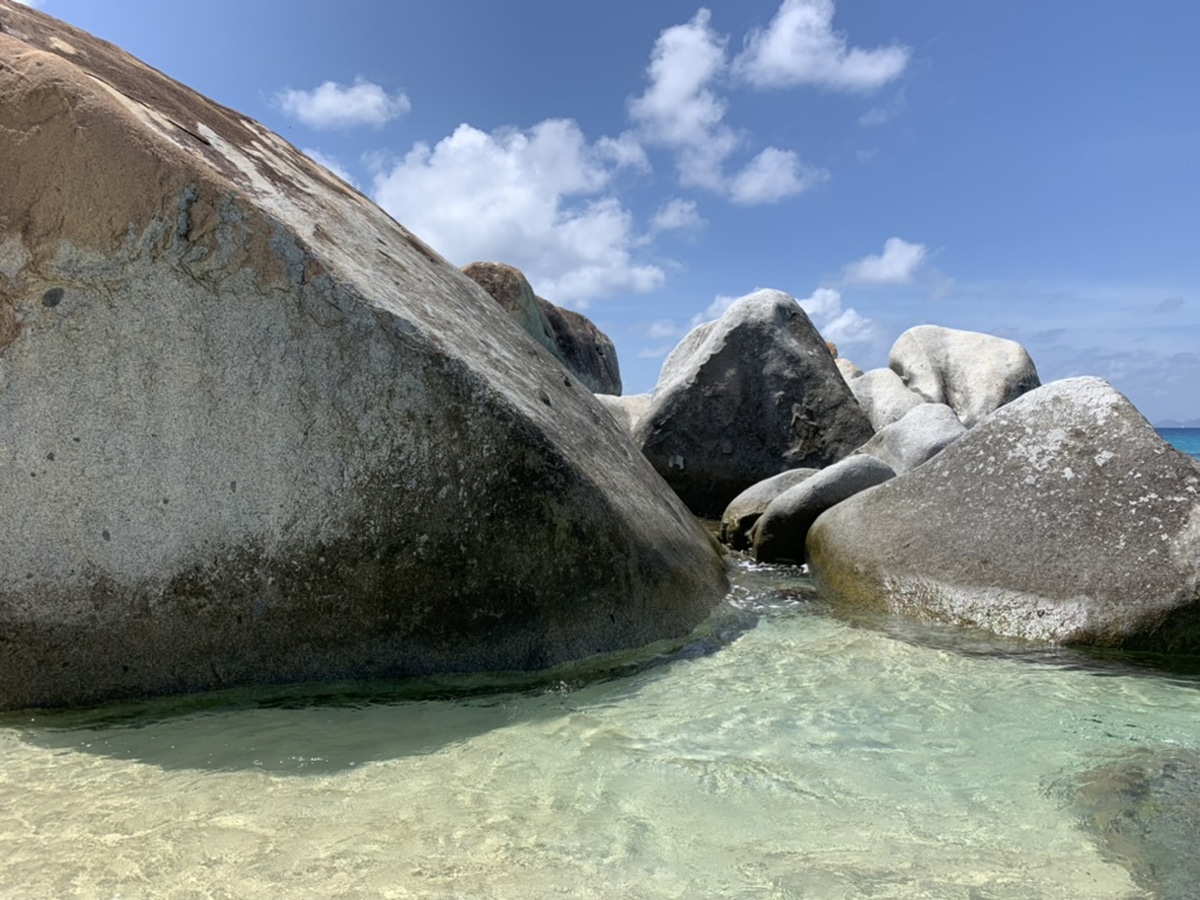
[718, 468, 819, 551]
[0, 5, 726, 709]
[847, 367, 926, 430]
[808, 377, 1200, 652]
[462, 262, 622, 395]
[751, 456, 895, 564]
[889, 325, 1040, 427]
[634, 290, 875, 515]
[595, 392, 651, 436]
[854, 402, 965, 476]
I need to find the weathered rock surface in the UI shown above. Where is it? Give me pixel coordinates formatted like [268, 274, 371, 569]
[889, 325, 1040, 427]
[461, 261, 622, 395]
[0, 4, 726, 709]
[752, 456, 895, 564]
[835, 357, 864, 383]
[854, 402, 965, 475]
[719, 468, 819, 551]
[848, 367, 927, 430]
[808, 377, 1200, 651]
[595, 392, 651, 435]
[634, 290, 875, 515]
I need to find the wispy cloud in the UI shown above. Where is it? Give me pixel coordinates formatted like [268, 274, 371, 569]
[649, 198, 705, 234]
[844, 237, 928, 285]
[734, 0, 910, 92]
[276, 77, 410, 129]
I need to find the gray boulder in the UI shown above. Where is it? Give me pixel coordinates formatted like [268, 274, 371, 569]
[595, 392, 651, 435]
[807, 377, 1200, 652]
[835, 357, 864, 383]
[0, 6, 726, 709]
[848, 367, 927, 430]
[751, 456, 895, 564]
[889, 325, 1040, 427]
[719, 468, 819, 551]
[462, 262, 622, 395]
[854, 402, 966, 475]
[634, 290, 874, 515]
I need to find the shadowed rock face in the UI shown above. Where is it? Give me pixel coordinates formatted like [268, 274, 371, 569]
[634, 290, 874, 516]
[808, 377, 1200, 652]
[462, 262, 622, 395]
[0, 3, 725, 709]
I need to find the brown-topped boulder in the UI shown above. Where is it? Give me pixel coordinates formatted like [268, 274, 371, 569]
[634, 290, 874, 516]
[0, 3, 725, 709]
[462, 261, 622, 395]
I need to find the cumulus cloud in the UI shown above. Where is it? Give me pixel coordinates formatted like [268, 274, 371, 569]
[628, 9, 826, 205]
[844, 237, 927, 285]
[371, 119, 664, 306]
[649, 198, 705, 233]
[276, 77, 411, 129]
[798, 287, 874, 344]
[734, 0, 910, 92]
[728, 147, 829, 205]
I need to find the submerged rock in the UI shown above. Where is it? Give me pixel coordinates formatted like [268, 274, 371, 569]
[889, 325, 1040, 427]
[0, 5, 726, 709]
[752, 455, 895, 564]
[1064, 747, 1200, 900]
[462, 261, 622, 395]
[634, 290, 874, 516]
[808, 377, 1200, 652]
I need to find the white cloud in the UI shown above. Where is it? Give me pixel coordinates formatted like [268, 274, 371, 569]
[629, 9, 738, 191]
[628, 10, 825, 206]
[650, 198, 705, 233]
[844, 237, 927, 285]
[276, 77, 410, 129]
[798, 287, 874, 344]
[858, 89, 907, 127]
[301, 148, 356, 187]
[728, 147, 828, 205]
[734, 0, 910, 92]
[371, 119, 664, 306]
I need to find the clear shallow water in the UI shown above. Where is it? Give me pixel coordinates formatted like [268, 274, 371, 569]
[3, 562, 1200, 898]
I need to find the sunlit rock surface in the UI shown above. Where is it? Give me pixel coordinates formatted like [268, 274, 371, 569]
[809, 377, 1200, 651]
[0, 3, 726, 709]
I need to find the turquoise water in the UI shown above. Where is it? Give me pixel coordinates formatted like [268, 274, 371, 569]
[2, 561, 1198, 898]
[1159, 428, 1200, 460]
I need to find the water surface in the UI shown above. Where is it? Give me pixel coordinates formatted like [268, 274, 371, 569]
[3, 561, 1198, 898]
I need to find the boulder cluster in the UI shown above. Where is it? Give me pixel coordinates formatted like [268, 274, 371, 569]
[620, 289, 1200, 656]
[2, 3, 1197, 710]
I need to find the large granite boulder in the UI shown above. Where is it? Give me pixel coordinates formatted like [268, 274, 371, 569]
[808, 377, 1200, 652]
[634, 290, 874, 515]
[595, 392, 651, 436]
[854, 402, 965, 475]
[889, 325, 1040, 427]
[751, 456, 895, 564]
[0, 5, 726, 709]
[847, 367, 926, 430]
[718, 467, 819, 551]
[462, 261, 622, 395]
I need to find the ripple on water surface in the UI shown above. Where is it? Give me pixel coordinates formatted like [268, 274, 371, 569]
[2, 559, 1197, 897]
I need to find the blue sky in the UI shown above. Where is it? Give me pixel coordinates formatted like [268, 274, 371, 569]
[19, 0, 1200, 422]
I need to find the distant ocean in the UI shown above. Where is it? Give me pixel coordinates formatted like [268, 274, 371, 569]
[1158, 428, 1200, 460]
